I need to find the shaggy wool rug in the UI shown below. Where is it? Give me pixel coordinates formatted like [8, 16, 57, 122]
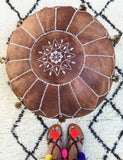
[0, 0, 123, 160]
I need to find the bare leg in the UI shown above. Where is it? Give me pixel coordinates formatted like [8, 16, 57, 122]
[67, 124, 84, 160]
[47, 124, 62, 160]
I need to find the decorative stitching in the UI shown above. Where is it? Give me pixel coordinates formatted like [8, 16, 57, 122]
[82, 33, 107, 46]
[55, 7, 57, 30]
[20, 26, 36, 40]
[78, 75, 99, 97]
[22, 78, 38, 99]
[66, 10, 77, 32]
[38, 39, 76, 76]
[84, 66, 110, 79]
[86, 54, 114, 58]
[58, 86, 61, 114]
[7, 58, 29, 63]
[36, 13, 45, 34]
[10, 42, 31, 50]
[29, 30, 85, 86]
[76, 16, 95, 37]
[10, 69, 32, 82]
[39, 84, 48, 110]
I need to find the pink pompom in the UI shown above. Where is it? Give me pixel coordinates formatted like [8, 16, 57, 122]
[62, 148, 68, 159]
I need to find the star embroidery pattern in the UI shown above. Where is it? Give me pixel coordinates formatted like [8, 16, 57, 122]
[38, 39, 76, 76]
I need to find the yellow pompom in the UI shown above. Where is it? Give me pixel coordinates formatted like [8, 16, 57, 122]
[45, 154, 53, 160]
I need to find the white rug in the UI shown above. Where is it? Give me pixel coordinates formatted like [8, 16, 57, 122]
[0, 0, 123, 160]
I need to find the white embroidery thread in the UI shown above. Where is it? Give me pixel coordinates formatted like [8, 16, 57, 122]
[38, 39, 76, 76]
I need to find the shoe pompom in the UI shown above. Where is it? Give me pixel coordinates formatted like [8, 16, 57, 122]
[45, 154, 53, 160]
[77, 152, 86, 160]
[62, 148, 68, 159]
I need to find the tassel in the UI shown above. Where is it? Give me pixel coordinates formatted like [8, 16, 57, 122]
[17, 20, 23, 27]
[0, 57, 6, 64]
[62, 148, 68, 159]
[15, 101, 22, 109]
[58, 114, 66, 123]
[45, 154, 53, 160]
[78, 5, 87, 11]
[77, 152, 86, 160]
[108, 35, 120, 46]
[111, 74, 119, 82]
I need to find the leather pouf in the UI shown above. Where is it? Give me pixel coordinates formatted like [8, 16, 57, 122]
[6, 6, 115, 119]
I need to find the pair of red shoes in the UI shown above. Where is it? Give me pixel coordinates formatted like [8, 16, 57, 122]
[46, 124, 85, 160]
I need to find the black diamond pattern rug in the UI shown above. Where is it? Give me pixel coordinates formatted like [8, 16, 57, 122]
[0, 0, 123, 159]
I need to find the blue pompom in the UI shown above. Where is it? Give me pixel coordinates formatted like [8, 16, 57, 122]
[77, 152, 86, 160]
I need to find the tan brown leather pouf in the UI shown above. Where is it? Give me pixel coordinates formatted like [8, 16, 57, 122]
[6, 6, 115, 120]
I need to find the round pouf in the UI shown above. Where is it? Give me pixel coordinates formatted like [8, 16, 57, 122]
[6, 6, 115, 119]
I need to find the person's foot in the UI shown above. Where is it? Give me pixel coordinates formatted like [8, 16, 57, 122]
[67, 124, 84, 160]
[47, 124, 62, 160]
